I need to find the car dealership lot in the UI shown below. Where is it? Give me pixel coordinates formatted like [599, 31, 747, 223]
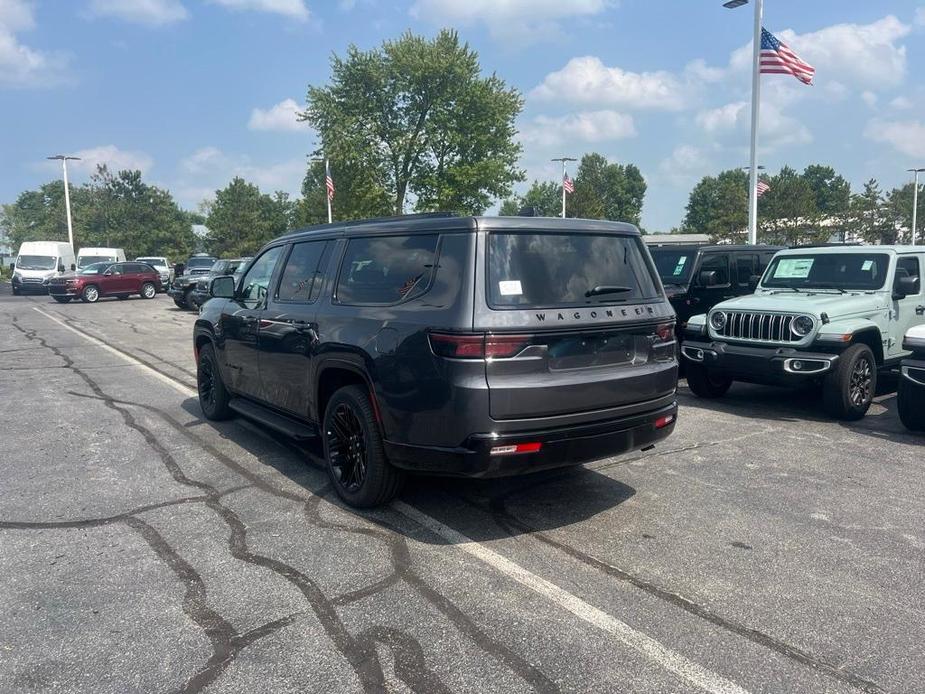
[0, 286, 923, 694]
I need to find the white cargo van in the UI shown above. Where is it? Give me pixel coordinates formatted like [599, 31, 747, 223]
[76, 247, 126, 270]
[11, 241, 76, 295]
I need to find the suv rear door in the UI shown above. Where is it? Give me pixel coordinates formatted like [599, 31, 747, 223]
[477, 229, 677, 420]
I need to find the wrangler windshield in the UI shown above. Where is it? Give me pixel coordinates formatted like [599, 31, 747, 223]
[762, 253, 890, 291]
[488, 232, 660, 308]
[650, 249, 694, 284]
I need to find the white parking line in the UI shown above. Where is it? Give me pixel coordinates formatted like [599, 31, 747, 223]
[394, 501, 750, 694]
[33, 307, 197, 398]
[33, 305, 751, 694]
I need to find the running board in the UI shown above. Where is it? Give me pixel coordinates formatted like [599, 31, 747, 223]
[228, 398, 318, 441]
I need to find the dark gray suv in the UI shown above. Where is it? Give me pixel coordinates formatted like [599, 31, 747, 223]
[194, 214, 679, 507]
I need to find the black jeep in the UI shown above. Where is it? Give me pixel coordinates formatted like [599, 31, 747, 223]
[168, 254, 217, 309]
[194, 215, 679, 507]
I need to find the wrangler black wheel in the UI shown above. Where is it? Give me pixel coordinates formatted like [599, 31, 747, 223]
[323, 385, 403, 508]
[823, 343, 876, 421]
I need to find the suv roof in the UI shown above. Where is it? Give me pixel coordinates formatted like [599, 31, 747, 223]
[774, 245, 922, 257]
[647, 244, 782, 252]
[277, 213, 641, 244]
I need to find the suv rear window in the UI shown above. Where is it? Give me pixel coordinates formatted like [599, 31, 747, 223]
[488, 232, 660, 308]
[336, 235, 439, 305]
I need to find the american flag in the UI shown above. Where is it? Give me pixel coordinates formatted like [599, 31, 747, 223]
[760, 28, 815, 85]
[563, 174, 574, 194]
[325, 160, 335, 201]
[757, 180, 771, 197]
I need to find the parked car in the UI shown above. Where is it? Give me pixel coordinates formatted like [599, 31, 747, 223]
[194, 214, 679, 507]
[898, 324, 925, 432]
[188, 257, 252, 310]
[11, 241, 75, 295]
[76, 247, 126, 270]
[647, 244, 782, 334]
[168, 254, 218, 308]
[135, 256, 172, 289]
[47, 261, 162, 303]
[682, 245, 925, 420]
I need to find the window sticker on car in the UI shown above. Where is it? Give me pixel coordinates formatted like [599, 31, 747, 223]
[861, 260, 873, 271]
[673, 257, 687, 276]
[499, 280, 523, 296]
[774, 258, 814, 279]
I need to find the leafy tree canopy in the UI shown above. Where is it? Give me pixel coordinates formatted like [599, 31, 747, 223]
[204, 177, 295, 257]
[303, 29, 524, 216]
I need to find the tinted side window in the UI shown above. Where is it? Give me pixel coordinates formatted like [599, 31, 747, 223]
[736, 255, 757, 286]
[336, 235, 438, 305]
[699, 254, 729, 286]
[898, 256, 921, 293]
[126, 263, 147, 274]
[239, 246, 284, 308]
[108, 264, 123, 275]
[277, 241, 329, 303]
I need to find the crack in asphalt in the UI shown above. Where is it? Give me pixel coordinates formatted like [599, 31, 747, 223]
[5, 314, 557, 694]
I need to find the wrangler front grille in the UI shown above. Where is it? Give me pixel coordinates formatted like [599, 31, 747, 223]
[714, 311, 803, 343]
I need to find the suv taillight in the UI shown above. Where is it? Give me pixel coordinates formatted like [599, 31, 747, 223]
[429, 333, 531, 359]
[654, 322, 676, 343]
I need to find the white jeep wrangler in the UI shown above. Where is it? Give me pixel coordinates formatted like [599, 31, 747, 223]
[683, 246, 925, 420]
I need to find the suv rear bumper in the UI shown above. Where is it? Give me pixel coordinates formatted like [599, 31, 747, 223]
[383, 401, 677, 478]
[682, 339, 840, 383]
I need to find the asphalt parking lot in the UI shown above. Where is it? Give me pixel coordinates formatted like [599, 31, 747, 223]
[0, 284, 922, 694]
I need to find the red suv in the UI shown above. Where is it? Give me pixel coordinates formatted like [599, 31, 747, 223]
[48, 262, 162, 303]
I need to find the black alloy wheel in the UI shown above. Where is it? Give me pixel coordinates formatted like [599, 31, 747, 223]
[322, 385, 403, 507]
[823, 343, 877, 420]
[849, 355, 873, 407]
[327, 403, 368, 493]
[197, 343, 231, 420]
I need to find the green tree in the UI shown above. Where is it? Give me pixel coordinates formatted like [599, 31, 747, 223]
[884, 182, 924, 244]
[801, 164, 850, 216]
[683, 169, 748, 241]
[567, 153, 646, 225]
[303, 29, 524, 216]
[81, 166, 196, 261]
[499, 180, 562, 217]
[204, 177, 293, 257]
[759, 166, 829, 245]
[1, 180, 90, 250]
[847, 179, 894, 244]
[296, 157, 391, 225]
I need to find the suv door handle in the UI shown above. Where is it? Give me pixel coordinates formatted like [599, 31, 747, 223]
[917, 305, 924, 315]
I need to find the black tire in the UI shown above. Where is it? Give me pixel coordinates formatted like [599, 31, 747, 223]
[897, 378, 925, 432]
[197, 343, 232, 421]
[52, 296, 71, 304]
[81, 284, 100, 303]
[184, 288, 196, 310]
[323, 385, 403, 508]
[140, 282, 156, 299]
[823, 343, 876, 421]
[686, 362, 733, 398]
[173, 299, 188, 309]
[12, 286, 20, 296]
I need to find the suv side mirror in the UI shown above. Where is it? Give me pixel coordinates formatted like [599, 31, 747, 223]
[70, 264, 76, 271]
[211, 275, 235, 299]
[893, 275, 919, 300]
[699, 270, 719, 287]
[58, 263, 65, 273]
[748, 274, 761, 291]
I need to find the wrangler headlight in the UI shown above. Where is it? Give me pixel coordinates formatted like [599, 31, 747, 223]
[710, 311, 727, 331]
[791, 315, 815, 337]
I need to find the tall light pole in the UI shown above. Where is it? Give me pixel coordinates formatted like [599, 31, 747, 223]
[47, 155, 80, 255]
[907, 168, 924, 245]
[724, 0, 763, 245]
[551, 156, 576, 219]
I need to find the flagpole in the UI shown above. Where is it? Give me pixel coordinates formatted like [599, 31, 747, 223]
[325, 158, 333, 224]
[561, 159, 566, 219]
[746, 0, 763, 245]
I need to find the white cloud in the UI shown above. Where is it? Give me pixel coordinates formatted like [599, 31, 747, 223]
[889, 95, 912, 110]
[68, 145, 155, 174]
[0, 0, 69, 87]
[861, 91, 877, 108]
[410, 0, 610, 43]
[695, 101, 812, 150]
[519, 110, 636, 148]
[175, 147, 304, 206]
[531, 56, 686, 111]
[87, 0, 189, 25]
[864, 119, 925, 159]
[729, 16, 910, 90]
[208, 0, 309, 21]
[248, 98, 309, 132]
[659, 145, 710, 187]
[916, 7, 925, 27]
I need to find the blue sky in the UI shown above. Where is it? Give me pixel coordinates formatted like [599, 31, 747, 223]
[1, 0, 924, 231]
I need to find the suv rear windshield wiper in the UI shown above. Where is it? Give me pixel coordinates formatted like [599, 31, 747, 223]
[585, 285, 634, 298]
